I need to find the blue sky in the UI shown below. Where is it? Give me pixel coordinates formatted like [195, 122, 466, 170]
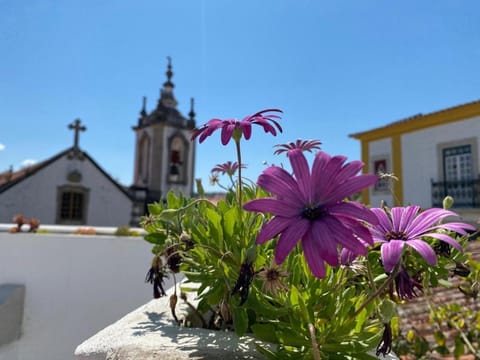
[1, 1, 480, 192]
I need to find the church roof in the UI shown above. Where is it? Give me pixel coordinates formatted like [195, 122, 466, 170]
[0, 147, 132, 200]
[134, 57, 196, 131]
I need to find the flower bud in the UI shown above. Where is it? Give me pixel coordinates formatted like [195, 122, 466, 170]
[443, 195, 454, 210]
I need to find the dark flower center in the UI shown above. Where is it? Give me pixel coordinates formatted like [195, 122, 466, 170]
[302, 206, 325, 220]
[265, 268, 280, 281]
[385, 230, 407, 241]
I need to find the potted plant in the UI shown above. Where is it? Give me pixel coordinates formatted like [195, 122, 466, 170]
[142, 109, 476, 359]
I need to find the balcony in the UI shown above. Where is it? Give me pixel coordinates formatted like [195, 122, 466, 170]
[431, 178, 480, 208]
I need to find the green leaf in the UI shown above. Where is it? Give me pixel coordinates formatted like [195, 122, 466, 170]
[232, 306, 248, 337]
[378, 299, 397, 323]
[453, 334, 465, 358]
[205, 282, 225, 306]
[204, 207, 223, 244]
[289, 285, 310, 323]
[433, 330, 446, 346]
[254, 344, 277, 360]
[166, 189, 181, 208]
[354, 308, 368, 333]
[158, 209, 178, 223]
[144, 232, 167, 245]
[275, 327, 309, 347]
[147, 203, 162, 215]
[251, 323, 278, 343]
[223, 207, 238, 239]
[438, 279, 453, 287]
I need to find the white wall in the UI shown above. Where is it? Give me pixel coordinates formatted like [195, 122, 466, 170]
[0, 232, 170, 360]
[402, 115, 480, 207]
[368, 137, 393, 207]
[0, 154, 132, 227]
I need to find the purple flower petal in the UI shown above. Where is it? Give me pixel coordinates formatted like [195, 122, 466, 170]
[381, 240, 405, 273]
[255, 217, 291, 244]
[301, 233, 327, 278]
[329, 201, 378, 225]
[397, 206, 421, 232]
[256, 167, 303, 204]
[323, 174, 378, 204]
[309, 220, 340, 266]
[289, 150, 311, 202]
[423, 232, 463, 252]
[406, 208, 455, 237]
[406, 239, 437, 266]
[243, 198, 300, 217]
[429, 222, 476, 235]
[220, 123, 236, 145]
[274, 219, 309, 263]
[322, 215, 369, 255]
[240, 121, 252, 140]
[312, 153, 347, 198]
[340, 248, 358, 265]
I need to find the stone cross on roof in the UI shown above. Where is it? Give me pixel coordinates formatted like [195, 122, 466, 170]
[68, 119, 86, 149]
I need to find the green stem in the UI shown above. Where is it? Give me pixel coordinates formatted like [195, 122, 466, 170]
[352, 263, 401, 318]
[308, 323, 321, 360]
[448, 320, 480, 357]
[366, 258, 378, 293]
[235, 139, 243, 208]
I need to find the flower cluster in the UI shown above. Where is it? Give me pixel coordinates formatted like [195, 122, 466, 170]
[143, 108, 478, 359]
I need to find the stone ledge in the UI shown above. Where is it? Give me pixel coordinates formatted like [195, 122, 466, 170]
[74, 285, 263, 360]
[75, 284, 399, 360]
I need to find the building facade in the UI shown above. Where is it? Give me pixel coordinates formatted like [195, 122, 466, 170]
[0, 122, 133, 227]
[350, 100, 480, 217]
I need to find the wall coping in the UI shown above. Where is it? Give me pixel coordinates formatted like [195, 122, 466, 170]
[0, 223, 146, 236]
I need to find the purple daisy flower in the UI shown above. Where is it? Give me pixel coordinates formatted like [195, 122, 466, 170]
[273, 139, 322, 156]
[211, 161, 245, 176]
[370, 206, 476, 273]
[243, 149, 379, 278]
[191, 109, 283, 145]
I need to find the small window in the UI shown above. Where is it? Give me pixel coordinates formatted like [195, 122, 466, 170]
[443, 144, 473, 181]
[56, 186, 89, 224]
[372, 158, 390, 192]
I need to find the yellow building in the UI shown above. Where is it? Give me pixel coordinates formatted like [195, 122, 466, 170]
[350, 100, 480, 221]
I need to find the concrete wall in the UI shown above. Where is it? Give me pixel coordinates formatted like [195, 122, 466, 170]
[0, 232, 167, 360]
[0, 154, 132, 227]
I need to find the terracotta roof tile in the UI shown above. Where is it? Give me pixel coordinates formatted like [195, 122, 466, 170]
[398, 240, 480, 358]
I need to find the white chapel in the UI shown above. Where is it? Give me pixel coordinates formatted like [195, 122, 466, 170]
[0, 59, 196, 227]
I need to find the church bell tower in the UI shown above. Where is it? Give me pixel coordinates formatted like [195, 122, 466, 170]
[130, 58, 196, 220]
